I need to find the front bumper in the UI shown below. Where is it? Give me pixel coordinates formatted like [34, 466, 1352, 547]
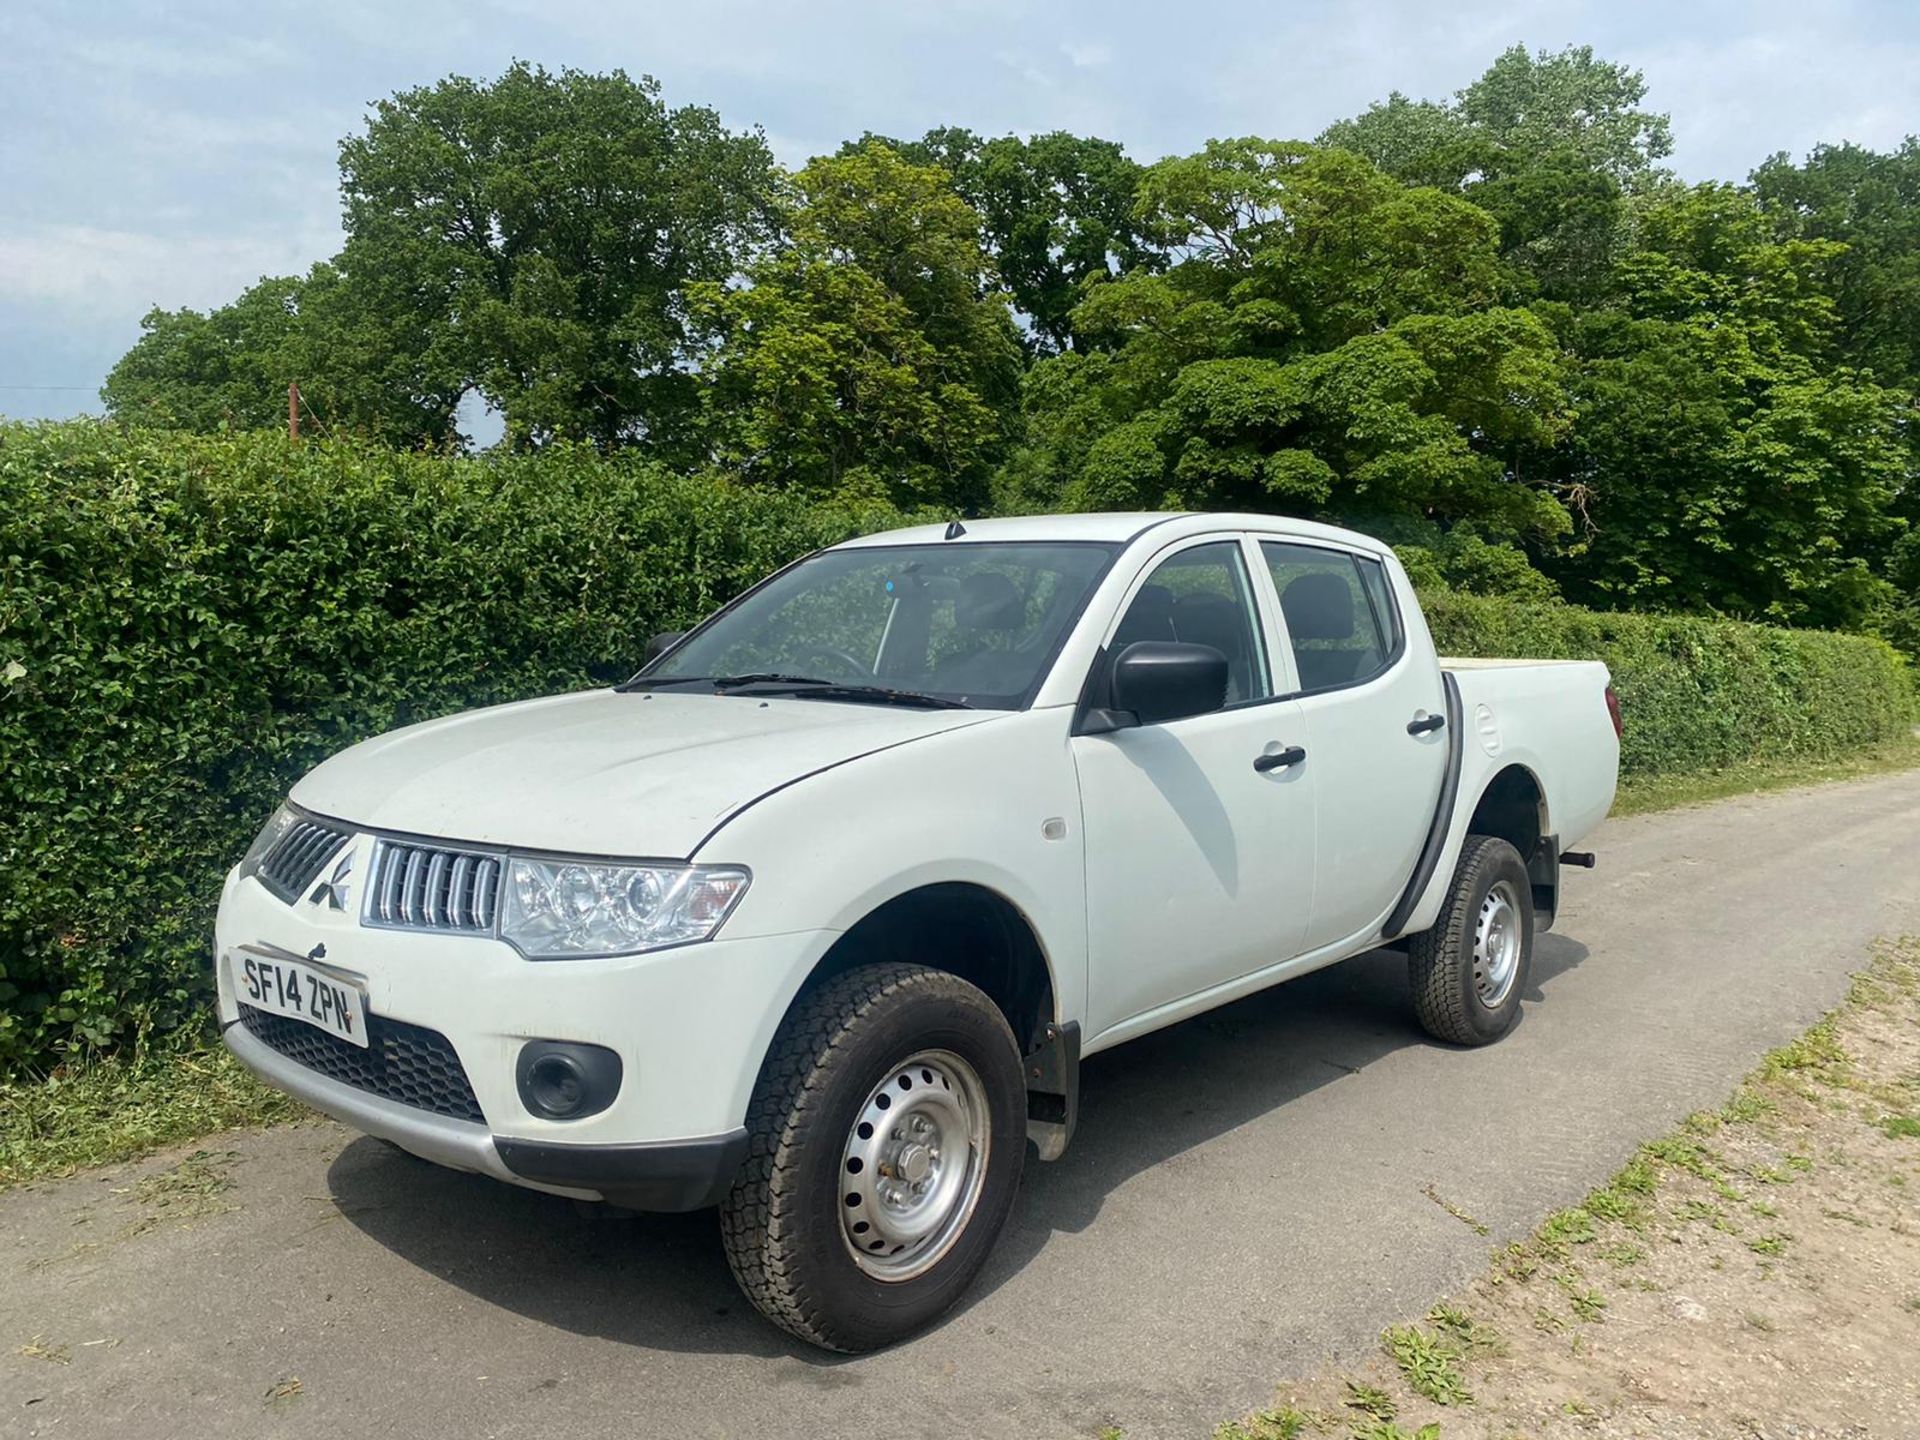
[214, 843, 835, 1208]
[222, 1019, 748, 1208]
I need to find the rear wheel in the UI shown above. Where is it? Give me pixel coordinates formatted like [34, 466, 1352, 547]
[1408, 834, 1534, 1046]
[719, 963, 1026, 1352]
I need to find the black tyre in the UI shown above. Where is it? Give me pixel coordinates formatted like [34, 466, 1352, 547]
[1408, 834, 1534, 1046]
[718, 963, 1026, 1352]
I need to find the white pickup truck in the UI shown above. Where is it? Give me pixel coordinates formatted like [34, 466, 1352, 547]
[217, 511, 1618, 1350]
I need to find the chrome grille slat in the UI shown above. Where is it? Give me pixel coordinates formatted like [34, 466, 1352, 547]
[378, 843, 403, 923]
[473, 858, 498, 929]
[424, 851, 449, 927]
[402, 848, 426, 925]
[448, 855, 472, 929]
[255, 817, 351, 904]
[364, 838, 500, 935]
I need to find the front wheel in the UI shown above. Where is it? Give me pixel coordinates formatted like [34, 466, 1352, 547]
[1407, 834, 1534, 1046]
[719, 963, 1026, 1352]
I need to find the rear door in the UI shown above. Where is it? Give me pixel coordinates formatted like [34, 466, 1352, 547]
[1256, 540, 1447, 952]
[1073, 535, 1316, 1039]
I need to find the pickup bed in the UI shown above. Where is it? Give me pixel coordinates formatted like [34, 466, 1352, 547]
[216, 511, 1619, 1350]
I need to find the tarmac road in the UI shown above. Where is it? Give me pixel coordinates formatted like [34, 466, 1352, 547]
[6, 769, 1920, 1440]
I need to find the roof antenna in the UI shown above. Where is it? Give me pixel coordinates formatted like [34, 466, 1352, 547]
[944, 519, 967, 540]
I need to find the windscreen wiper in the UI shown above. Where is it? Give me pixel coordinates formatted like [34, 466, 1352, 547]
[712, 675, 974, 709]
[622, 673, 972, 709]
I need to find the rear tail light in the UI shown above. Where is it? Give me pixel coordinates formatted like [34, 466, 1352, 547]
[1604, 684, 1623, 739]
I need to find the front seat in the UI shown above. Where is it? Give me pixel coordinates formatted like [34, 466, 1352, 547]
[929, 572, 1027, 693]
[1280, 571, 1361, 690]
[1169, 591, 1255, 701]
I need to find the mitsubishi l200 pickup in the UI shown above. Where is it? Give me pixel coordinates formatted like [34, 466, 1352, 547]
[218, 512, 1620, 1350]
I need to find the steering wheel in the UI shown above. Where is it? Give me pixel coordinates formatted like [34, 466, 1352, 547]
[794, 642, 875, 679]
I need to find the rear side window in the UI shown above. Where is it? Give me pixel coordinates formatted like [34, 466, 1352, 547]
[1260, 542, 1399, 693]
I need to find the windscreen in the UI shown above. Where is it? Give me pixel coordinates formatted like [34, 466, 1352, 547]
[642, 541, 1119, 708]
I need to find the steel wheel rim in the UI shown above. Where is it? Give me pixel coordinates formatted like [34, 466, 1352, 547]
[839, 1049, 990, 1282]
[1473, 879, 1523, 1008]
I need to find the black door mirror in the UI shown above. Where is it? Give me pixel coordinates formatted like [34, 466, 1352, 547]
[1098, 641, 1229, 729]
[645, 630, 687, 663]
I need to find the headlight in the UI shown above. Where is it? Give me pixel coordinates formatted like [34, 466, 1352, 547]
[499, 858, 750, 959]
[238, 803, 297, 875]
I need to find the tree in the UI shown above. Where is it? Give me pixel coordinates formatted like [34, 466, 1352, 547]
[845, 127, 1162, 352]
[102, 277, 306, 433]
[1322, 45, 1674, 301]
[335, 62, 778, 450]
[1547, 184, 1907, 629]
[1006, 140, 1571, 544]
[1752, 139, 1920, 396]
[104, 63, 780, 450]
[691, 143, 1023, 509]
[101, 266, 466, 446]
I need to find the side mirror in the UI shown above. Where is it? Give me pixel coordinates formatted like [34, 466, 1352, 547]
[1095, 641, 1229, 730]
[645, 630, 687, 663]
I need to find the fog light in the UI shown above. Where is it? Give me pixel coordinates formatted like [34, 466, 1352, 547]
[516, 1040, 622, 1120]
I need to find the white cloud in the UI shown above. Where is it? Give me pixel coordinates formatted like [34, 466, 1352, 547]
[1623, 19, 1920, 177]
[0, 224, 339, 318]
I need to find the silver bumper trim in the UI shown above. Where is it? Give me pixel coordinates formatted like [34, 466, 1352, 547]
[222, 1018, 596, 1197]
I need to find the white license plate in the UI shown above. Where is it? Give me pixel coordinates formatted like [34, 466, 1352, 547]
[236, 948, 369, 1048]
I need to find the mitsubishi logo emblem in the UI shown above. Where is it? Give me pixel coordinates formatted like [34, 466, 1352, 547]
[308, 851, 353, 911]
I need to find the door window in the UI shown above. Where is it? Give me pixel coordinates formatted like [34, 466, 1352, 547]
[1111, 541, 1269, 704]
[1261, 543, 1398, 693]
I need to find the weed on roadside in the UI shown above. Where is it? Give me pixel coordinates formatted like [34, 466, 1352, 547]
[1342, 1380, 1397, 1421]
[1555, 1274, 1608, 1322]
[1426, 1303, 1506, 1358]
[1381, 1324, 1471, 1406]
[1537, 1207, 1597, 1254]
[1211, 1408, 1315, 1440]
[1350, 1423, 1439, 1440]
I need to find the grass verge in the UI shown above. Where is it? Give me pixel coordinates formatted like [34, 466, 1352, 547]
[1611, 731, 1920, 815]
[1203, 935, 1920, 1440]
[0, 1032, 305, 1189]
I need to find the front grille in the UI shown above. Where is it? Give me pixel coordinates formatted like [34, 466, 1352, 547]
[257, 818, 352, 903]
[365, 839, 501, 933]
[239, 1004, 485, 1123]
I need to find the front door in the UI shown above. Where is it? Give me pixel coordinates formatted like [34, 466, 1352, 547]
[1258, 541, 1446, 952]
[1072, 537, 1318, 1040]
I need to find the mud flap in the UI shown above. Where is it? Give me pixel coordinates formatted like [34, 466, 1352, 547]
[1023, 1020, 1080, 1162]
[1529, 832, 1561, 931]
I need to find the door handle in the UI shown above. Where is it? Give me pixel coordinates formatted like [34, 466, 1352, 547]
[1253, 744, 1306, 773]
[1406, 712, 1446, 736]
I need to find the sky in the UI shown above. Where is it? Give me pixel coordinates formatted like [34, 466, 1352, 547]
[2, 0, 1916, 427]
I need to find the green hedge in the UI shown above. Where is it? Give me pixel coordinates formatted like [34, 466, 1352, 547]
[2, 420, 1912, 1075]
[0, 422, 910, 1075]
[1421, 590, 1914, 778]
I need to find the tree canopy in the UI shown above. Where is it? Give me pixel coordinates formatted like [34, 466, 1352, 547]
[691, 143, 1022, 509]
[100, 46, 1919, 648]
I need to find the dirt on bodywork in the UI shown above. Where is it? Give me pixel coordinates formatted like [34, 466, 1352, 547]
[1214, 937, 1920, 1440]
